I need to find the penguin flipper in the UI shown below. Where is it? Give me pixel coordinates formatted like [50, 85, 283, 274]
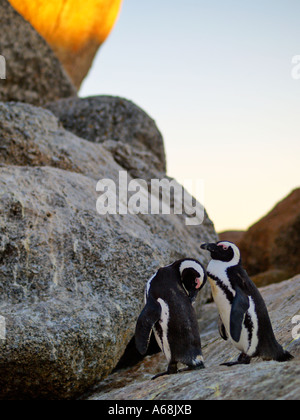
[135, 296, 161, 356]
[230, 286, 250, 343]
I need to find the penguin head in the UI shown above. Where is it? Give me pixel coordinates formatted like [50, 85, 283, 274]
[179, 260, 207, 302]
[200, 241, 241, 265]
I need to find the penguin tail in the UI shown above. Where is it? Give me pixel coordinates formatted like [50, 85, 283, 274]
[275, 349, 294, 363]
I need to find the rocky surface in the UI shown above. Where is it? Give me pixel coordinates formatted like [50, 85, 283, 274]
[0, 102, 119, 180]
[239, 189, 300, 285]
[87, 276, 300, 400]
[46, 96, 167, 177]
[218, 231, 245, 245]
[8, 0, 123, 89]
[1, 0, 296, 401]
[0, 0, 76, 105]
[0, 101, 217, 399]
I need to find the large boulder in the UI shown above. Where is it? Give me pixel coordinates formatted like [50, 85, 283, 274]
[0, 0, 76, 105]
[218, 231, 245, 245]
[88, 276, 300, 400]
[0, 100, 217, 399]
[8, 0, 123, 89]
[238, 189, 300, 286]
[46, 96, 167, 177]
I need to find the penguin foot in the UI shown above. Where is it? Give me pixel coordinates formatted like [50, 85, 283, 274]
[151, 371, 173, 380]
[179, 362, 205, 373]
[221, 361, 248, 367]
[221, 353, 251, 367]
[151, 362, 178, 380]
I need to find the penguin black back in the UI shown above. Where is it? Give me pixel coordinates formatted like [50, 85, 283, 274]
[201, 241, 293, 365]
[135, 259, 207, 378]
[226, 263, 292, 361]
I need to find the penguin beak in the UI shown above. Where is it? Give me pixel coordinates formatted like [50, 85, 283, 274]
[200, 243, 218, 253]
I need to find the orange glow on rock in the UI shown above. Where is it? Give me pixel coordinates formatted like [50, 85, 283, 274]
[8, 0, 123, 88]
[10, 0, 122, 51]
[8, 0, 122, 52]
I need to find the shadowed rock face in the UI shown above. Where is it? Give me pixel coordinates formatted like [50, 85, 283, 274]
[219, 189, 300, 287]
[238, 189, 300, 281]
[0, 0, 76, 105]
[86, 276, 300, 401]
[46, 96, 167, 176]
[0, 100, 217, 399]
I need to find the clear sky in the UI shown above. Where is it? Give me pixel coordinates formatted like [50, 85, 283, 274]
[80, 0, 300, 232]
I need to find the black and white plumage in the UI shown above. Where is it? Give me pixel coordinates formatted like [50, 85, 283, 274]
[201, 241, 294, 366]
[135, 259, 207, 379]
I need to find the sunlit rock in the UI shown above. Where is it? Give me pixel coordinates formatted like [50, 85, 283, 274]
[9, 0, 123, 88]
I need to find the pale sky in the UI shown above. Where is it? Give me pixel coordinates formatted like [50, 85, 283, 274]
[80, 0, 300, 232]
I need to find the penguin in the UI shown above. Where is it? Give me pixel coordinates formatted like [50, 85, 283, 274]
[200, 241, 294, 366]
[135, 259, 207, 379]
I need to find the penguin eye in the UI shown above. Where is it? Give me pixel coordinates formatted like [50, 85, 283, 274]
[219, 244, 229, 251]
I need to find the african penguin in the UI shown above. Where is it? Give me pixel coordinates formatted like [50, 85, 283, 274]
[135, 259, 207, 379]
[201, 241, 294, 366]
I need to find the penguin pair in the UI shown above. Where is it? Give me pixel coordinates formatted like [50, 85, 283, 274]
[135, 242, 293, 379]
[135, 259, 207, 379]
[201, 241, 294, 366]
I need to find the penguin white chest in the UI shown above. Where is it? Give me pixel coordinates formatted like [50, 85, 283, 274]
[153, 298, 172, 362]
[207, 260, 259, 356]
[208, 276, 232, 334]
[207, 261, 235, 333]
[231, 297, 259, 355]
[209, 277, 243, 349]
